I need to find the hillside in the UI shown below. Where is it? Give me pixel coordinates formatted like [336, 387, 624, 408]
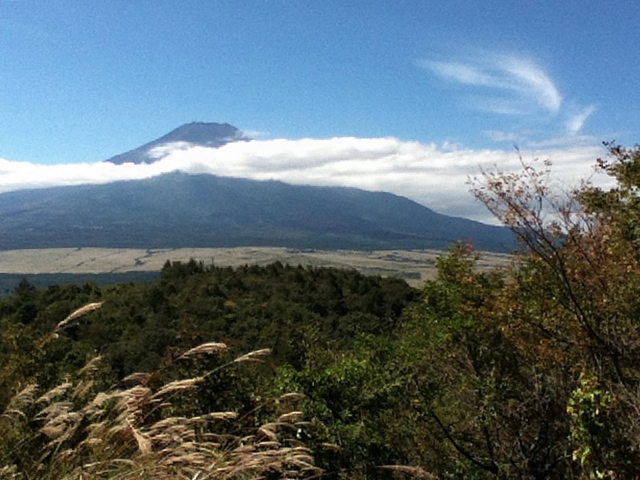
[0, 171, 514, 251]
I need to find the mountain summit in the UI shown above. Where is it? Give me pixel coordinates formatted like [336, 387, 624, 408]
[105, 122, 249, 165]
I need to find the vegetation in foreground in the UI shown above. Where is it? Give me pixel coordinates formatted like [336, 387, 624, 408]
[0, 318, 316, 479]
[2, 143, 640, 479]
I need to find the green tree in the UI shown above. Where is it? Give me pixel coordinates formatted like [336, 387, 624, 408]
[399, 244, 574, 479]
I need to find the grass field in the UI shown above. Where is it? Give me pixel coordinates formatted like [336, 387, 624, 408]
[0, 247, 512, 288]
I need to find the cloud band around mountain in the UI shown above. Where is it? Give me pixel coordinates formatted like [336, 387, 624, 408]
[0, 137, 605, 224]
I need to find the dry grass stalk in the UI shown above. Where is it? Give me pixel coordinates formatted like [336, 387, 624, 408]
[193, 412, 238, 422]
[122, 372, 152, 386]
[115, 385, 153, 418]
[72, 379, 96, 400]
[54, 302, 104, 333]
[151, 377, 204, 399]
[129, 421, 152, 455]
[277, 411, 304, 423]
[178, 342, 228, 360]
[1, 384, 38, 422]
[40, 411, 79, 440]
[10, 384, 38, 406]
[0, 331, 320, 479]
[258, 423, 280, 442]
[37, 382, 72, 404]
[83, 391, 111, 416]
[232, 348, 272, 364]
[78, 355, 103, 376]
[36, 400, 73, 422]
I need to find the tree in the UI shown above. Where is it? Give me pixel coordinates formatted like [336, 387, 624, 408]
[469, 143, 640, 478]
[400, 244, 573, 479]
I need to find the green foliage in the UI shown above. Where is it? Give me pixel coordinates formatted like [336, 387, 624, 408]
[0, 272, 160, 298]
[567, 372, 615, 479]
[273, 335, 418, 479]
[396, 245, 571, 479]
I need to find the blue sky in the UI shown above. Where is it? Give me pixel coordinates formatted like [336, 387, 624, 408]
[0, 0, 638, 222]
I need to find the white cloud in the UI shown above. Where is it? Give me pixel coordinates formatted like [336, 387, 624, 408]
[565, 105, 596, 135]
[421, 53, 562, 116]
[499, 55, 562, 114]
[147, 141, 195, 159]
[422, 61, 498, 87]
[484, 130, 521, 143]
[0, 137, 607, 225]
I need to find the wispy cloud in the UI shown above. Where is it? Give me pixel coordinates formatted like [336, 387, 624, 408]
[500, 56, 562, 113]
[0, 138, 605, 224]
[420, 49, 602, 149]
[424, 62, 498, 88]
[484, 130, 522, 143]
[420, 53, 562, 116]
[565, 105, 596, 135]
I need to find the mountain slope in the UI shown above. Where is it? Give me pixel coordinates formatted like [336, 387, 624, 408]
[0, 172, 514, 251]
[105, 122, 248, 165]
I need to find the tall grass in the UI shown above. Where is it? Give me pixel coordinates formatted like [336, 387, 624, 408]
[0, 304, 320, 479]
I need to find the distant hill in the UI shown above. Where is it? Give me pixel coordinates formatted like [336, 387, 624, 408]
[0, 172, 514, 251]
[105, 122, 249, 165]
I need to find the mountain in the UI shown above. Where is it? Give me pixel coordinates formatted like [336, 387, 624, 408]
[0, 171, 514, 251]
[105, 122, 248, 165]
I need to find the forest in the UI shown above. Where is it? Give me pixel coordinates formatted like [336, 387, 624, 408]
[1, 143, 640, 479]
